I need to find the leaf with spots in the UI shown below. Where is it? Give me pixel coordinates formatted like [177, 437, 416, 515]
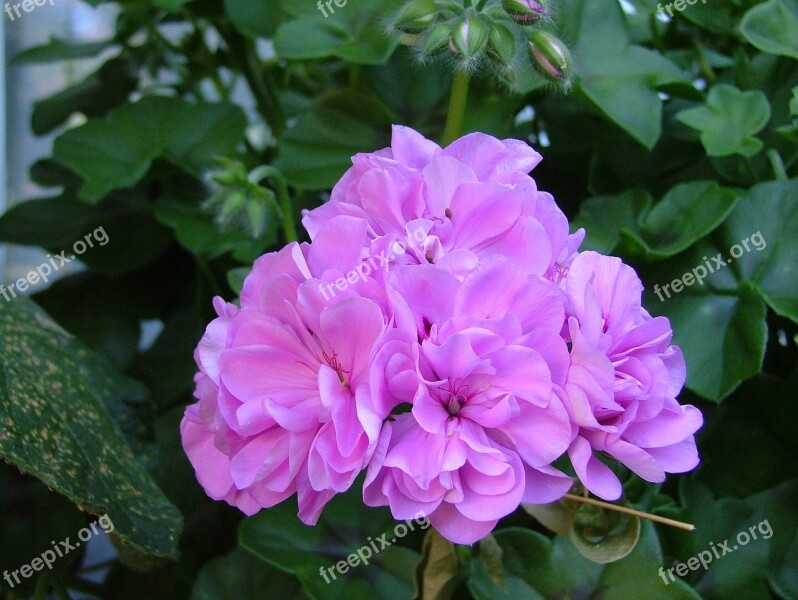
[0, 297, 183, 558]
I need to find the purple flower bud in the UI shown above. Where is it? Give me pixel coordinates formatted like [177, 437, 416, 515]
[502, 0, 547, 24]
[527, 30, 573, 83]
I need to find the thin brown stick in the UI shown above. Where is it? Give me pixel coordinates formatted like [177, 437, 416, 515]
[563, 493, 695, 531]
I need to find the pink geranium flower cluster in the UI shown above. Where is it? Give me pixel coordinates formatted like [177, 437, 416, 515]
[181, 126, 702, 544]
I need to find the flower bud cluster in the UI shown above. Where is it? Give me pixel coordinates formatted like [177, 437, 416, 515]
[388, 0, 573, 89]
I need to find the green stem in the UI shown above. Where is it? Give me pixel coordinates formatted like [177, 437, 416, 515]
[649, 14, 665, 53]
[215, 23, 286, 135]
[767, 149, 788, 181]
[249, 166, 299, 243]
[196, 256, 223, 299]
[693, 41, 716, 84]
[442, 70, 471, 146]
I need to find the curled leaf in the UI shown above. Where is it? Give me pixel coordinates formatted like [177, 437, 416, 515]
[569, 500, 641, 564]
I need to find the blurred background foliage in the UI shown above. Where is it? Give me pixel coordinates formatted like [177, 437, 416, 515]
[0, 0, 797, 598]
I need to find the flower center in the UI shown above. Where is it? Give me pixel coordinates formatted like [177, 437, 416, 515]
[446, 393, 467, 416]
[323, 350, 350, 390]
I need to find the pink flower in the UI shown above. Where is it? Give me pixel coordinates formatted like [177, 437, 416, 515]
[182, 125, 701, 546]
[302, 126, 583, 280]
[363, 258, 574, 543]
[562, 252, 702, 500]
[181, 216, 396, 524]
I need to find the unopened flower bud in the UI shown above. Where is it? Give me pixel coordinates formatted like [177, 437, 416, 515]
[502, 0, 547, 24]
[217, 190, 247, 223]
[392, 0, 438, 34]
[528, 30, 572, 83]
[488, 23, 516, 68]
[245, 195, 269, 239]
[451, 14, 489, 59]
[423, 23, 454, 55]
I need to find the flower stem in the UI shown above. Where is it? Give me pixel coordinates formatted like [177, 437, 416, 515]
[563, 493, 695, 531]
[767, 149, 788, 181]
[249, 166, 299, 242]
[442, 70, 471, 146]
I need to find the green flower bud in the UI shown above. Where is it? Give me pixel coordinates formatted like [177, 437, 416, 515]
[527, 30, 573, 84]
[217, 190, 247, 223]
[392, 0, 438, 34]
[502, 0, 547, 24]
[211, 158, 248, 186]
[451, 14, 489, 60]
[488, 23, 516, 68]
[245, 195, 270, 239]
[423, 23, 454, 55]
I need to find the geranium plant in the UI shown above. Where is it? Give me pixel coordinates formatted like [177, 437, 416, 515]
[0, 0, 796, 598]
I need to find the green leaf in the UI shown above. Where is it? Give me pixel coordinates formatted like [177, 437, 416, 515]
[413, 529, 459, 600]
[31, 57, 138, 135]
[692, 371, 798, 499]
[678, 0, 736, 34]
[720, 179, 798, 323]
[275, 90, 391, 190]
[572, 189, 652, 254]
[0, 298, 183, 558]
[10, 36, 114, 65]
[130, 310, 204, 410]
[238, 484, 420, 600]
[740, 0, 798, 59]
[574, 182, 737, 259]
[33, 278, 142, 370]
[227, 267, 250, 295]
[476, 535, 505, 593]
[0, 194, 174, 276]
[224, 0, 287, 38]
[53, 96, 247, 203]
[467, 524, 701, 600]
[670, 479, 798, 600]
[559, 0, 687, 148]
[273, 0, 401, 65]
[676, 85, 771, 157]
[621, 181, 739, 259]
[648, 278, 768, 401]
[192, 547, 304, 600]
[638, 181, 798, 400]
